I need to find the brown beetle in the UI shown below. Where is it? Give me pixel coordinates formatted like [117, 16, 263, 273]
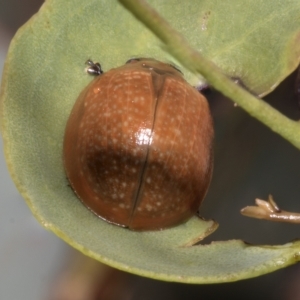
[64, 58, 213, 230]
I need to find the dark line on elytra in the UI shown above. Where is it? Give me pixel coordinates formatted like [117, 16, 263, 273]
[129, 73, 161, 225]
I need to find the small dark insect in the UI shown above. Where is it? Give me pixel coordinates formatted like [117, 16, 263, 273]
[85, 59, 103, 75]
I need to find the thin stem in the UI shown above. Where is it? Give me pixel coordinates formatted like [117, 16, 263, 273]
[118, 0, 300, 150]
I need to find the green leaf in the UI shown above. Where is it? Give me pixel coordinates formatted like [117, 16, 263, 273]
[1, 0, 300, 283]
[117, 0, 300, 96]
[169, 0, 300, 96]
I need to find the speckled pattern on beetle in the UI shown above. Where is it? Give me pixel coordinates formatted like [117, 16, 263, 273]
[63, 58, 214, 231]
